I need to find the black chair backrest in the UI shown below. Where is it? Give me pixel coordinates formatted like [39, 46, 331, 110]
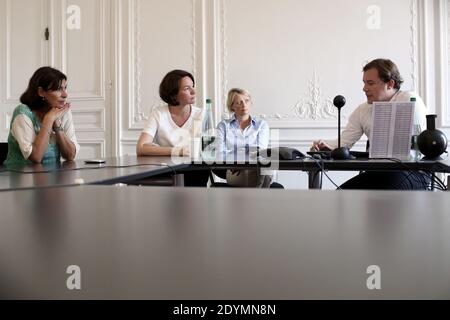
[0, 142, 8, 165]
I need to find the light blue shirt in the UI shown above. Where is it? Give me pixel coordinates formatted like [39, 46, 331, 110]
[215, 115, 269, 155]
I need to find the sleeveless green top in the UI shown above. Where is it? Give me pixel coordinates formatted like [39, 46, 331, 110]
[4, 104, 60, 165]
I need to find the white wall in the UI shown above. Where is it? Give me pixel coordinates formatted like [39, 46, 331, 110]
[1, 0, 449, 189]
[0, 0, 112, 159]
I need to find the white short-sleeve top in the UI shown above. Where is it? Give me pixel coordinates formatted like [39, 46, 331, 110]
[141, 104, 203, 148]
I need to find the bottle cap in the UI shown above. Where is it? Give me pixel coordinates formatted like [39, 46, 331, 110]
[206, 99, 212, 104]
[410, 97, 416, 102]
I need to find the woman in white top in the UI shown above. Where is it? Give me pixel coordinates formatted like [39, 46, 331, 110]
[137, 69, 202, 157]
[136, 69, 208, 186]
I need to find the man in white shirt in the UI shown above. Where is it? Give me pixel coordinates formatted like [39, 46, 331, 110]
[311, 58, 430, 190]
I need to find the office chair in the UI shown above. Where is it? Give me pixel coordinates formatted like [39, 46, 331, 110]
[0, 142, 8, 165]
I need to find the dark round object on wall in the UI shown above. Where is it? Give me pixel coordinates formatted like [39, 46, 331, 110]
[417, 115, 448, 159]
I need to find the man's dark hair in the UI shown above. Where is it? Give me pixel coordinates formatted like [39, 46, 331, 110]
[363, 59, 403, 90]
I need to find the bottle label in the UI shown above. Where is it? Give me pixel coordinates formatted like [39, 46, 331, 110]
[202, 135, 215, 151]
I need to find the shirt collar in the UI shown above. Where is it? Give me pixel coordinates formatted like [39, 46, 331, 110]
[230, 114, 256, 127]
[389, 90, 401, 102]
[367, 90, 402, 107]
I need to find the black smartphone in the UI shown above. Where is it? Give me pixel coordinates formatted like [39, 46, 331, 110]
[84, 159, 106, 164]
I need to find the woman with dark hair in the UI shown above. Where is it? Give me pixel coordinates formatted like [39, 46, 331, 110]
[136, 69, 209, 186]
[5, 66, 79, 165]
[137, 69, 201, 157]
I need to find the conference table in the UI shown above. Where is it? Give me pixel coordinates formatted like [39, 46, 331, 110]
[1, 154, 450, 190]
[1, 154, 450, 300]
[1, 185, 450, 299]
[0, 156, 190, 191]
[189, 154, 450, 189]
[298, 157, 450, 189]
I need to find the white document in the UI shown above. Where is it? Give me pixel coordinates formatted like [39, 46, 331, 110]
[369, 102, 414, 160]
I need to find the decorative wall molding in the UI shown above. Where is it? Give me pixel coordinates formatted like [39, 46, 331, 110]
[120, 138, 138, 155]
[132, 0, 144, 123]
[111, 0, 122, 157]
[219, 0, 228, 118]
[3, 109, 108, 133]
[218, 0, 421, 126]
[71, 108, 106, 132]
[290, 70, 337, 121]
[48, 0, 56, 67]
[416, 0, 428, 102]
[266, 120, 351, 129]
[5, 0, 48, 103]
[77, 139, 106, 158]
[120, 138, 138, 145]
[119, 139, 138, 155]
[447, 0, 450, 127]
[129, 0, 198, 129]
[119, 137, 367, 151]
[61, 0, 105, 100]
[410, 0, 419, 91]
[5, 0, 14, 102]
[4, 112, 12, 130]
[191, 0, 197, 80]
[440, 0, 450, 127]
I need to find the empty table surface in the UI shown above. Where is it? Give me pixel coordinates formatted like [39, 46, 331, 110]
[0, 186, 449, 299]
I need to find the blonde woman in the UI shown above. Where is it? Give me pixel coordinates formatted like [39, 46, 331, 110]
[215, 88, 271, 187]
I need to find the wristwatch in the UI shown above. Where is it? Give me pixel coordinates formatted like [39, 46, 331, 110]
[53, 125, 63, 133]
[53, 119, 63, 133]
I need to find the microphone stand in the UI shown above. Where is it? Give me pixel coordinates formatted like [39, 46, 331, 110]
[330, 95, 350, 160]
